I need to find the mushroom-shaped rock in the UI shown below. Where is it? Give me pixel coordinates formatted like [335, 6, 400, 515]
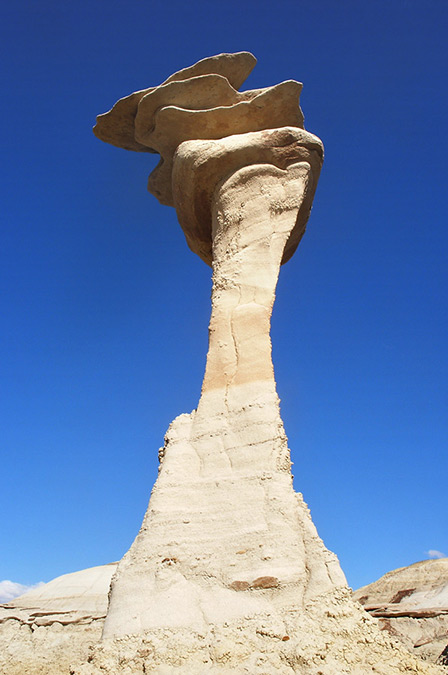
[94, 51, 306, 212]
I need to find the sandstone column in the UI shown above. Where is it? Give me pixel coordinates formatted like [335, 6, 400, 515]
[85, 52, 443, 674]
[101, 131, 345, 638]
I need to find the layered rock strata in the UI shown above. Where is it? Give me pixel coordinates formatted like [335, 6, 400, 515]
[354, 558, 448, 665]
[0, 564, 117, 675]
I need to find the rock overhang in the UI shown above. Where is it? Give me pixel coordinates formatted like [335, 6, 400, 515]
[93, 51, 313, 242]
[93, 51, 258, 152]
[172, 127, 324, 266]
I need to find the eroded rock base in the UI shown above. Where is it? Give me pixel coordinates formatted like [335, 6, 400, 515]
[73, 588, 444, 674]
[1, 591, 446, 674]
[0, 618, 103, 675]
[101, 396, 346, 638]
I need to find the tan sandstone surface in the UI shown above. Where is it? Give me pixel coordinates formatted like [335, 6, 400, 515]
[1, 52, 444, 674]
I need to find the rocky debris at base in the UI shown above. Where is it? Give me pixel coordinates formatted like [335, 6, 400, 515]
[0, 617, 103, 675]
[1, 562, 447, 674]
[353, 558, 448, 665]
[70, 586, 445, 674]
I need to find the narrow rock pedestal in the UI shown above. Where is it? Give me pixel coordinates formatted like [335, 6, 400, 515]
[102, 140, 345, 641]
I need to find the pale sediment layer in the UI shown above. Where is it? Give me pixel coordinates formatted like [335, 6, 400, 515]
[0, 566, 445, 674]
[0, 563, 117, 626]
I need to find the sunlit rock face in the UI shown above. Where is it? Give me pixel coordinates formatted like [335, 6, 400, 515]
[94, 52, 259, 153]
[77, 53, 445, 673]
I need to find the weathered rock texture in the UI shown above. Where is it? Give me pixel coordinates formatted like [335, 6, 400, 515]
[0, 618, 102, 675]
[354, 558, 448, 665]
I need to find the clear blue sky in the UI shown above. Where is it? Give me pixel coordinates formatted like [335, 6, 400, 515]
[1, 0, 447, 594]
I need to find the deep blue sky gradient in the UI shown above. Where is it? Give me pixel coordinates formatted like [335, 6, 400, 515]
[1, 0, 447, 591]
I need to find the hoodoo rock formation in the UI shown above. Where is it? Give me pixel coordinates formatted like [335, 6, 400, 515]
[93, 51, 345, 643]
[2, 52, 442, 674]
[79, 52, 444, 674]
